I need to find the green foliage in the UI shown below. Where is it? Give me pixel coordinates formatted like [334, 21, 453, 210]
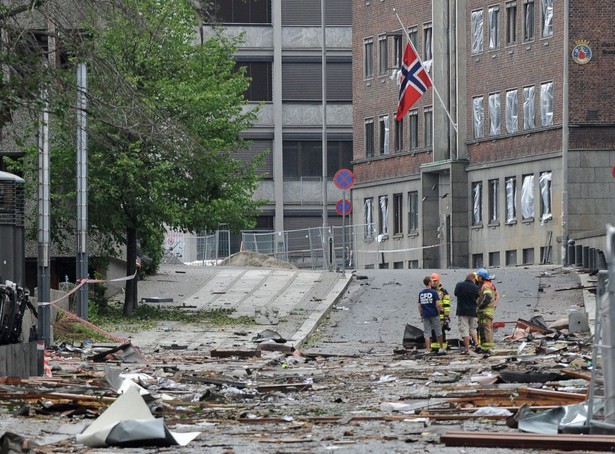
[5, 1, 268, 314]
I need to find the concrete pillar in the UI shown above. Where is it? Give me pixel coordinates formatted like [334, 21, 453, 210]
[567, 243, 575, 266]
[575, 244, 583, 266]
[583, 246, 589, 268]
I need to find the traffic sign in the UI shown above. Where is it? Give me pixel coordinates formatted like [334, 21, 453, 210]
[336, 199, 352, 216]
[333, 168, 355, 190]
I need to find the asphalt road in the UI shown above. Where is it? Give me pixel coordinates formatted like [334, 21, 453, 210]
[307, 266, 586, 356]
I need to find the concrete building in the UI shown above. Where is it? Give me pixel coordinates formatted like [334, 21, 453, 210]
[351, 0, 615, 270]
[203, 0, 353, 235]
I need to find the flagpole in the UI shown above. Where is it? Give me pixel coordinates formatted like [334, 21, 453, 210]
[394, 9, 457, 133]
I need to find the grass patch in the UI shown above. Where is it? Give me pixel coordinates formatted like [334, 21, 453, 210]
[52, 302, 254, 344]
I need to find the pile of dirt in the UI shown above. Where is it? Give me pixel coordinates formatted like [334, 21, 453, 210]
[220, 251, 297, 269]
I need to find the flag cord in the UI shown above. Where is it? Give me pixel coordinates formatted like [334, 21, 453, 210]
[394, 10, 458, 134]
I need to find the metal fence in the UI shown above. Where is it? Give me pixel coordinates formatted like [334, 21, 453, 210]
[164, 223, 382, 270]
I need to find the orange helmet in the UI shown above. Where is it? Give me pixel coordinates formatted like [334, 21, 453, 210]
[431, 273, 440, 281]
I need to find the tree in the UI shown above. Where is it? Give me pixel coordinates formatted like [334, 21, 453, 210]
[9, 0, 265, 315]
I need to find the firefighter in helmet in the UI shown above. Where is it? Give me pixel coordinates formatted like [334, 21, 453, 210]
[430, 272, 451, 351]
[475, 268, 499, 353]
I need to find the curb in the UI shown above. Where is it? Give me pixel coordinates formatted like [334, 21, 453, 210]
[292, 272, 354, 349]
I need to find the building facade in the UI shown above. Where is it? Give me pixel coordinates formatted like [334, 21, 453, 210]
[352, 0, 615, 270]
[203, 0, 353, 236]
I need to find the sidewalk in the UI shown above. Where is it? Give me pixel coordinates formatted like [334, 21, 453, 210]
[122, 264, 353, 353]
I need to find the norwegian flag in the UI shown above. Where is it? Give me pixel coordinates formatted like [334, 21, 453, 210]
[395, 43, 432, 121]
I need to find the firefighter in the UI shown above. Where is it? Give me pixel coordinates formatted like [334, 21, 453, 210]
[430, 273, 451, 351]
[475, 268, 499, 353]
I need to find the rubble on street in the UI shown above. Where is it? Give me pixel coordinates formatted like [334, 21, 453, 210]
[0, 264, 612, 453]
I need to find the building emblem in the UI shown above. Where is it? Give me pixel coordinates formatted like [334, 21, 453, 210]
[572, 40, 592, 64]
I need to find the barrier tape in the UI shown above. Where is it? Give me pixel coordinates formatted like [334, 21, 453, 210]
[356, 242, 445, 254]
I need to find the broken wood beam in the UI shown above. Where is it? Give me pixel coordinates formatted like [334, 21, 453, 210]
[255, 383, 313, 393]
[210, 349, 261, 359]
[440, 431, 615, 451]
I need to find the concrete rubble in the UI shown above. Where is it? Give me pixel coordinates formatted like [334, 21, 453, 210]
[0, 262, 612, 453]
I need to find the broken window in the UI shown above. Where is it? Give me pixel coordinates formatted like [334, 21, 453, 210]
[489, 6, 500, 49]
[541, 0, 553, 37]
[408, 191, 419, 232]
[365, 118, 375, 157]
[489, 179, 499, 223]
[393, 34, 403, 68]
[393, 193, 403, 234]
[424, 107, 433, 147]
[408, 110, 418, 149]
[506, 177, 517, 223]
[489, 92, 501, 136]
[472, 182, 483, 225]
[394, 117, 403, 152]
[540, 81, 553, 126]
[423, 24, 433, 71]
[364, 37, 374, 79]
[364, 197, 374, 238]
[521, 174, 535, 220]
[524, 0, 535, 41]
[408, 27, 418, 48]
[471, 10, 484, 54]
[379, 115, 389, 155]
[506, 2, 517, 45]
[539, 171, 552, 222]
[379, 195, 389, 235]
[473, 96, 484, 139]
[506, 89, 518, 133]
[523, 86, 535, 130]
[379, 34, 388, 75]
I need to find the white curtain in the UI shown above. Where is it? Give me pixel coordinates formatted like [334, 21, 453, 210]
[540, 82, 553, 126]
[505, 177, 516, 223]
[489, 93, 501, 136]
[523, 86, 535, 130]
[506, 90, 518, 133]
[539, 171, 552, 222]
[471, 10, 484, 54]
[473, 96, 484, 138]
[473, 183, 482, 224]
[521, 175, 535, 220]
[379, 195, 388, 235]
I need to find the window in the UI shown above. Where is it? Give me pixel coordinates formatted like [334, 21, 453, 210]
[506, 90, 518, 133]
[539, 171, 552, 222]
[237, 62, 272, 101]
[524, 0, 535, 41]
[505, 177, 517, 222]
[393, 193, 403, 234]
[471, 10, 484, 55]
[283, 141, 321, 178]
[423, 24, 433, 61]
[364, 198, 374, 238]
[506, 2, 517, 45]
[393, 34, 403, 68]
[489, 92, 501, 136]
[210, 0, 271, 24]
[540, 81, 553, 126]
[365, 118, 375, 157]
[523, 86, 535, 130]
[327, 141, 353, 177]
[408, 191, 419, 232]
[521, 174, 534, 220]
[472, 182, 483, 225]
[379, 195, 389, 235]
[394, 117, 404, 152]
[424, 107, 433, 147]
[379, 115, 389, 155]
[488, 179, 499, 223]
[473, 96, 484, 139]
[364, 37, 374, 79]
[282, 61, 352, 101]
[489, 6, 500, 50]
[281, 0, 352, 26]
[379, 34, 388, 75]
[541, 0, 553, 37]
[408, 27, 418, 48]
[237, 140, 274, 177]
[408, 110, 418, 150]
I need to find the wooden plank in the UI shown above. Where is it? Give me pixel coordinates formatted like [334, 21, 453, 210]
[210, 349, 261, 359]
[441, 431, 615, 451]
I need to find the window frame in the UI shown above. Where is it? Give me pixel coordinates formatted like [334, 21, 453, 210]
[488, 178, 499, 223]
[472, 181, 483, 225]
[489, 6, 500, 50]
[521, 174, 535, 221]
[524, 0, 535, 42]
[394, 117, 404, 152]
[378, 115, 390, 155]
[540, 81, 553, 126]
[489, 92, 501, 136]
[378, 34, 388, 76]
[378, 195, 389, 235]
[364, 197, 374, 239]
[523, 85, 535, 130]
[506, 1, 517, 45]
[505, 176, 517, 223]
[364, 37, 374, 79]
[471, 9, 484, 55]
[393, 193, 403, 235]
[473, 96, 485, 139]
[408, 110, 419, 150]
[408, 191, 419, 232]
[424, 106, 433, 147]
[365, 118, 375, 158]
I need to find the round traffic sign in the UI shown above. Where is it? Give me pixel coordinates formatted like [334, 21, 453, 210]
[336, 199, 352, 216]
[333, 168, 355, 190]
